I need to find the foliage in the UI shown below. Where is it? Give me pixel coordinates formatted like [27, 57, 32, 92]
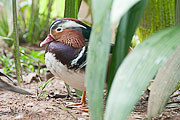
[0, 0, 13, 46]
[1, 0, 180, 119]
[0, 0, 65, 46]
[86, 0, 113, 119]
[107, 0, 149, 92]
[105, 26, 180, 120]
[0, 52, 15, 74]
[85, 0, 180, 120]
[17, 0, 52, 44]
[137, 0, 175, 41]
[38, 77, 54, 98]
[0, 48, 45, 76]
[64, 0, 81, 18]
[148, 45, 180, 119]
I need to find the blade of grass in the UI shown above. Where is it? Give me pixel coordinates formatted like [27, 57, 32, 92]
[147, 45, 180, 119]
[105, 26, 180, 120]
[107, 0, 149, 92]
[12, 0, 21, 85]
[41, 77, 54, 90]
[37, 77, 54, 99]
[60, 105, 78, 120]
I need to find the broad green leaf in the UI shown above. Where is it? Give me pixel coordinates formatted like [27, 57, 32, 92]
[110, 0, 141, 28]
[91, 0, 112, 26]
[105, 26, 180, 120]
[137, 0, 175, 41]
[86, 14, 112, 120]
[108, 0, 149, 92]
[86, 1, 113, 120]
[147, 45, 180, 119]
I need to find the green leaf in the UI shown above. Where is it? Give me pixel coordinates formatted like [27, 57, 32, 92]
[64, 0, 82, 18]
[105, 26, 180, 120]
[147, 45, 180, 119]
[91, 0, 112, 26]
[107, 0, 149, 92]
[51, 0, 65, 18]
[110, 0, 141, 28]
[86, 5, 112, 120]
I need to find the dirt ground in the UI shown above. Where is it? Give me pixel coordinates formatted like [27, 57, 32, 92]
[0, 74, 180, 120]
[0, 76, 90, 120]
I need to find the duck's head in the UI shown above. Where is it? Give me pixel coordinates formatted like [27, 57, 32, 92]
[40, 18, 91, 48]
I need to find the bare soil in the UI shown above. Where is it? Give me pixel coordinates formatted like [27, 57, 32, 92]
[0, 76, 90, 120]
[0, 75, 180, 120]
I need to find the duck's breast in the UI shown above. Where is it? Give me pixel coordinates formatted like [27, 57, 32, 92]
[45, 42, 86, 90]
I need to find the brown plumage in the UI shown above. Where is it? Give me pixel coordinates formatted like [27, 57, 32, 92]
[51, 29, 86, 48]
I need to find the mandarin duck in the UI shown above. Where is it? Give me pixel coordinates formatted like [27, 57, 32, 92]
[40, 18, 91, 109]
[0, 72, 32, 95]
[40, 18, 133, 110]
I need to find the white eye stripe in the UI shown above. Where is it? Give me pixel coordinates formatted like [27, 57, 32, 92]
[62, 21, 87, 29]
[50, 20, 87, 34]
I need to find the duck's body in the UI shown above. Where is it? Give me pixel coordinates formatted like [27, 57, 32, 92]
[40, 18, 132, 110]
[40, 18, 90, 92]
[45, 42, 86, 90]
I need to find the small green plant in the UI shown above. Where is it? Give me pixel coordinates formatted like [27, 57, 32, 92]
[0, 47, 45, 76]
[0, 52, 15, 74]
[37, 77, 54, 98]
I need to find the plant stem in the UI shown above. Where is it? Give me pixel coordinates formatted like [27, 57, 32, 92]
[12, 0, 21, 85]
[64, 0, 82, 18]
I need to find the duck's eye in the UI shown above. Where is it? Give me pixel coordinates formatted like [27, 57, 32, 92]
[56, 27, 63, 32]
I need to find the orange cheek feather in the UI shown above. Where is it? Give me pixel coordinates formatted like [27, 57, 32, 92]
[55, 29, 86, 48]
